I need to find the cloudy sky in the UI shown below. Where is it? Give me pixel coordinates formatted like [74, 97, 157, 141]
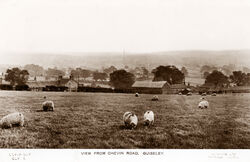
[0, 0, 250, 55]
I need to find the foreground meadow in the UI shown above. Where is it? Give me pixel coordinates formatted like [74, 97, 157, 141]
[0, 91, 249, 148]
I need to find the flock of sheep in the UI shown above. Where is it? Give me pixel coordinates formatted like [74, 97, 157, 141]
[0, 96, 54, 129]
[0, 93, 209, 130]
[122, 93, 210, 129]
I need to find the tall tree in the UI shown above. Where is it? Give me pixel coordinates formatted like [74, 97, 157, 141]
[5, 68, 29, 86]
[110, 70, 135, 89]
[229, 71, 250, 86]
[205, 70, 228, 87]
[152, 65, 184, 84]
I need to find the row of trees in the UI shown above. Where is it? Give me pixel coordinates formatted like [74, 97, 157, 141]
[201, 64, 250, 79]
[6, 65, 249, 90]
[24, 64, 65, 78]
[4, 65, 187, 89]
[22, 64, 189, 82]
[204, 70, 250, 87]
[109, 65, 185, 89]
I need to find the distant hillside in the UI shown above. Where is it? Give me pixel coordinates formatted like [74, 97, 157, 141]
[0, 50, 249, 71]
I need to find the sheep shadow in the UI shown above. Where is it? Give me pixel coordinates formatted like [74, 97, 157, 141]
[35, 110, 54, 112]
[1, 123, 25, 129]
[35, 110, 44, 112]
[118, 123, 154, 131]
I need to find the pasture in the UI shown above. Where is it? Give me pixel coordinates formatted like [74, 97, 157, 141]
[0, 91, 249, 148]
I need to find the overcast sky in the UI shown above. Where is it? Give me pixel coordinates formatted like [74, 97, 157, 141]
[0, 0, 250, 56]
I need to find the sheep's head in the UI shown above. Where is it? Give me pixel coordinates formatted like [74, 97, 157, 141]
[144, 119, 150, 126]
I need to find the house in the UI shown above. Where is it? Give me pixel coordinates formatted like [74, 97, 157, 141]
[28, 76, 46, 82]
[132, 81, 170, 94]
[35, 76, 46, 81]
[57, 78, 78, 92]
[77, 81, 92, 87]
[27, 76, 78, 92]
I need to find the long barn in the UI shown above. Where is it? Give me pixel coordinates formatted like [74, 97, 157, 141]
[132, 81, 170, 94]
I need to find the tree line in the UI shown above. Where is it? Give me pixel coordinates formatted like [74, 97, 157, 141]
[3, 64, 250, 89]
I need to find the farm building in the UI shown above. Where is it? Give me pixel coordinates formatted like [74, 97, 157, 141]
[26, 81, 55, 91]
[57, 78, 78, 92]
[132, 81, 170, 94]
[197, 83, 232, 94]
[198, 83, 216, 93]
[28, 76, 46, 82]
[27, 77, 78, 92]
[168, 84, 187, 94]
[132, 81, 188, 94]
[26, 82, 45, 91]
[0, 79, 12, 90]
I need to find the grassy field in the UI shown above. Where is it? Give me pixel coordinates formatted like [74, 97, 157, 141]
[0, 91, 249, 149]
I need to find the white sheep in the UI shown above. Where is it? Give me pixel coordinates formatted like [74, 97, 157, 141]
[0, 112, 24, 128]
[135, 93, 139, 97]
[198, 97, 209, 109]
[151, 95, 159, 101]
[42, 101, 54, 111]
[123, 112, 138, 129]
[144, 110, 154, 126]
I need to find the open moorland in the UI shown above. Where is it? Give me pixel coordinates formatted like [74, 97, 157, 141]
[0, 91, 249, 148]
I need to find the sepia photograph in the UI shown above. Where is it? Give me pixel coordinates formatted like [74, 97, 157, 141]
[0, 0, 250, 161]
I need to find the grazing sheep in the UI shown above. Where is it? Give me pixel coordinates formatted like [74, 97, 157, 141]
[123, 112, 138, 129]
[144, 110, 154, 126]
[42, 101, 54, 111]
[186, 92, 192, 96]
[198, 97, 209, 109]
[135, 93, 139, 97]
[0, 112, 24, 128]
[178, 92, 182, 95]
[201, 92, 207, 96]
[211, 93, 216, 96]
[151, 95, 159, 101]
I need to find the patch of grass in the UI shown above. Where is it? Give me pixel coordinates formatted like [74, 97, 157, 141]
[0, 91, 249, 148]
